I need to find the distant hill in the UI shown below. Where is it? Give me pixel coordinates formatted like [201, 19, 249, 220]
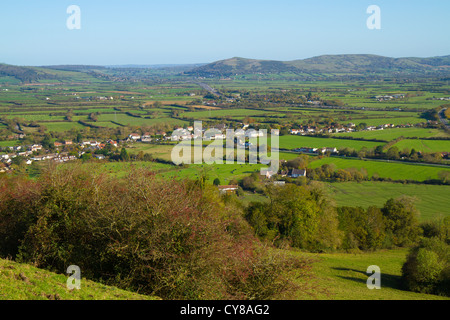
[2, 54, 449, 83]
[105, 63, 206, 70]
[0, 64, 105, 83]
[186, 54, 450, 78]
[0, 64, 52, 83]
[42, 65, 107, 72]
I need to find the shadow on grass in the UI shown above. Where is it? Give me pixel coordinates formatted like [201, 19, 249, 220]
[332, 267, 404, 290]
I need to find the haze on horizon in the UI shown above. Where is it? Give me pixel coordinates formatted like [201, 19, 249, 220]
[1, 0, 449, 66]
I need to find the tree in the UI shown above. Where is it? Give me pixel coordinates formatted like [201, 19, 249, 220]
[240, 176, 256, 191]
[438, 170, 450, 183]
[120, 148, 130, 161]
[244, 184, 341, 251]
[81, 153, 92, 162]
[337, 206, 385, 251]
[152, 101, 163, 109]
[374, 145, 384, 156]
[41, 134, 52, 149]
[382, 197, 422, 247]
[386, 146, 400, 160]
[402, 237, 450, 296]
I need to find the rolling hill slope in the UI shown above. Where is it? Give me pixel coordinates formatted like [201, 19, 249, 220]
[186, 54, 450, 78]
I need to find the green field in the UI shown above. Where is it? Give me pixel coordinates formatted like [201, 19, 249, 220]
[39, 122, 86, 132]
[338, 117, 426, 127]
[0, 140, 20, 147]
[392, 139, 450, 153]
[158, 162, 265, 184]
[276, 135, 384, 151]
[97, 114, 187, 127]
[182, 108, 280, 119]
[326, 181, 450, 221]
[335, 128, 449, 140]
[308, 156, 450, 181]
[293, 248, 449, 300]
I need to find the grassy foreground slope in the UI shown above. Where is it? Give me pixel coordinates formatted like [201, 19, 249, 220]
[293, 249, 449, 300]
[0, 258, 159, 300]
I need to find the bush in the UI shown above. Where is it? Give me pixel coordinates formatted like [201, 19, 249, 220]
[337, 206, 385, 251]
[0, 175, 40, 258]
[420, 217, 450, 244]
[245, 183, 342, 251]
[402, 237, 450, 296]
[2, 164, 311, 300]
[381, 197, 422, 247]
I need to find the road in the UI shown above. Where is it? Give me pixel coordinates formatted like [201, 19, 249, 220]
[192, 81, 222, 97]
[438, 108, 450, 129]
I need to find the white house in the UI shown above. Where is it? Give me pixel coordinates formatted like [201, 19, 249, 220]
[128, 134, 141, 141]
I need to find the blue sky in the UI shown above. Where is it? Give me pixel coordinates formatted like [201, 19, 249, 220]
[1, 0, 449, 65]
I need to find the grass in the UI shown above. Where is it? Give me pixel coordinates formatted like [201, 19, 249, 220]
[276, 135, 384, 151]
[126, 143, 177, 161]
[97, 113, 187, 127]
[0, 140, 20, 147]
[335, 128, 449, 140]
[308, 156, 450, 181]
[338, 117, 426, 127]
[392, 139, 450, 153]
[39, 121, 86, 132]
[0, 258, 159, 300]
[158, 162, 265, 184]
[292, 248, 449, 300]
[182, 108, 280, 119]
[326, 181, 450, 221]
[89, 161, 176, 178]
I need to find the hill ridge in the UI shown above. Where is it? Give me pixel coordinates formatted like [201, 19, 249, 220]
[186, 54, 450, 78]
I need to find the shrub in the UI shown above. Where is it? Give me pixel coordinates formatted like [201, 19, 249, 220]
[0, 175, 40, 258]
[2, 164, 311, 300]
[402, 238, 450, 296]
[381, 197, 422, 247]
[245, 183, 341, 251]
[420, 217, 450, 244]
[337, 206, 385, 251]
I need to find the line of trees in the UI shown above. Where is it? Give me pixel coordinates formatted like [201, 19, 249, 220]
[244, 183, 423, 253]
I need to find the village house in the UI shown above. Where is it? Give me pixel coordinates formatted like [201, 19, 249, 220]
[295, 147, 318, 154]
[289, 169, 307, 178]
[107, 140, 118, 147]
[29, 144, 43, 152]
[218, 185, 239, 195]
[93, 154, 106, 160]
[214, 133, 226, 140]
[319, 147, 338, 154]
[261, 169, 277, 179]
[141, 133, 152, 142]
[128, 133, 141, 141]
